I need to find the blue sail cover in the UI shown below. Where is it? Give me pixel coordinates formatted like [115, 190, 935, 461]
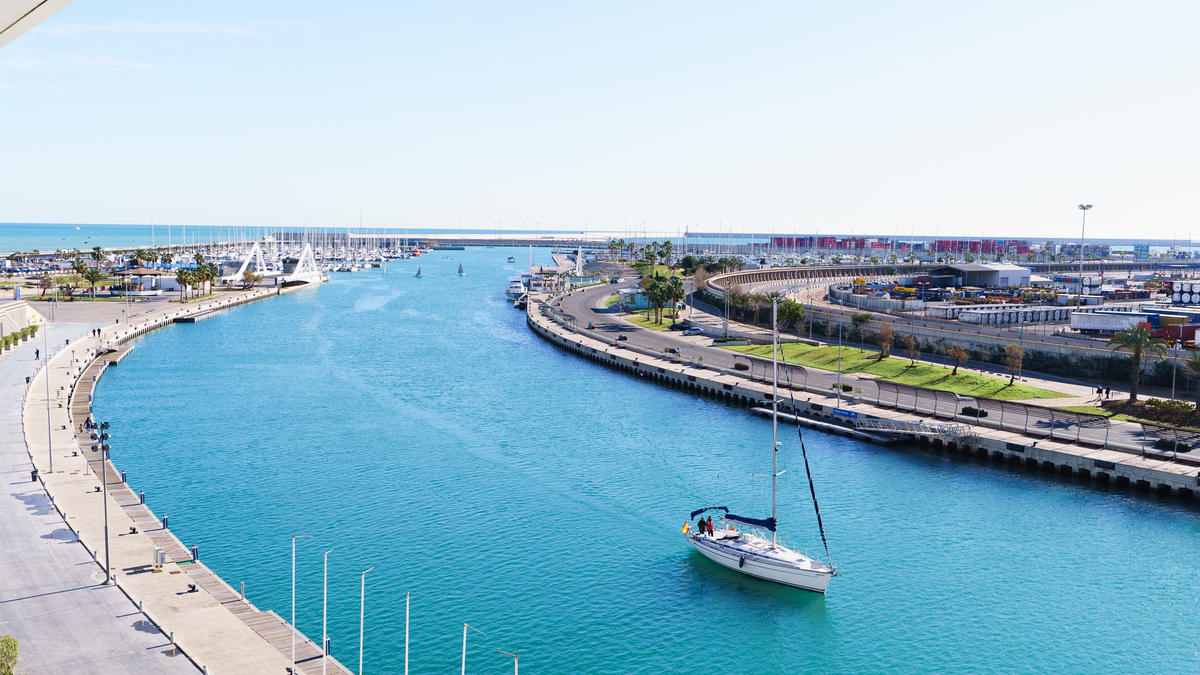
[691, 506, 729, 519]
[725, 513, 777, 532]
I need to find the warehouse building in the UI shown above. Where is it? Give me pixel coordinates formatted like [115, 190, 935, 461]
[925, 263, 1032, 288]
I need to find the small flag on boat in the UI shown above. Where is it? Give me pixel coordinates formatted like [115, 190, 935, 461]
[682, 522, 690, 534]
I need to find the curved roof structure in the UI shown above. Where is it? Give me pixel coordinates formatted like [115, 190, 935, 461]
[0, 0, 75, 50]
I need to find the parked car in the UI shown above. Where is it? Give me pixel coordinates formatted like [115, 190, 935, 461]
[668, 323, 688, 331]
[682, 327, 704, 336]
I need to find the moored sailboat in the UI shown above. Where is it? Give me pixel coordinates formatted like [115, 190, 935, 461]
[685, 297, 836, 593]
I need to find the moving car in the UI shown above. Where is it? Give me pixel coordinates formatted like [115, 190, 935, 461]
[668, 323, 688, 331]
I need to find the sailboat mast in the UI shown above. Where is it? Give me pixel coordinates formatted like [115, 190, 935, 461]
[771, 297, 779, 547]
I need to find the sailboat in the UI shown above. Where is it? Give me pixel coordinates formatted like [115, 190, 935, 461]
[685, 298, 835, 593]
[458, 263, 465, 276]
[414, 267, 422, 278]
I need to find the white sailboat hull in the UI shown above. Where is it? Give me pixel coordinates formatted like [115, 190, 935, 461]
[688, 533, 831, 593]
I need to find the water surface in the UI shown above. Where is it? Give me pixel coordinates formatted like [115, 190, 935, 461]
[97, 249, 1200, 673]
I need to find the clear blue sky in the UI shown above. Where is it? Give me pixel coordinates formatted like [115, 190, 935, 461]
[1, 0, 1197, 241]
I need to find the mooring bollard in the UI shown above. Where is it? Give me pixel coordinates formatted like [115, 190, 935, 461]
[170, 630, 175, 656]
[240, 581, 244, 600]
[120, 471, 126, 483]
[191, 545, 198, 561]
[139, 491, 145, 504]
[31, 468, 38, 483]
[162, 514, 168, 529]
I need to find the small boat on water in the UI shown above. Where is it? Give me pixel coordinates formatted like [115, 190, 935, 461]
[507, 256, 516, 263]
[415, 267, 422, 278]
[685, 298, 836, 593]
[458, 263, 465, 276]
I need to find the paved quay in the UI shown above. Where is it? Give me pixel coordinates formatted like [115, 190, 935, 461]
[0, 323, 197, 674]
[2, 286, 352, 675]
[535, 283, 1200, 496]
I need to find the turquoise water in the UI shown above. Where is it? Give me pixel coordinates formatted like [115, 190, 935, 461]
[96, 249, 1200, 673]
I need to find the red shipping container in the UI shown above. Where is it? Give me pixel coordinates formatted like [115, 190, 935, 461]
[1165, 324, 1200, 343]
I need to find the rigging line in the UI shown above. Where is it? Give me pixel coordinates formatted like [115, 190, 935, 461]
[781, 363, 834, 571]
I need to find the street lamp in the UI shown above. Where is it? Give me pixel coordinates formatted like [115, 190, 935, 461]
[291, 534, 313, 672]
[91, 422, 112, 585]
[323, 548, 335, 675]
[1172, 340, 1181, 400]
[497, 650, 518, 675]
[462, 624, 486, 675]
[1077, 204, 1093, 303]
[358, 566, 374, 675]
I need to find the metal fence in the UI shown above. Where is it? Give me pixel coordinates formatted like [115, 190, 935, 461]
[874, 380, 1111, 447]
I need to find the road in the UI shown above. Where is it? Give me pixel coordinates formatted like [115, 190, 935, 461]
[552, 281, 1179, 457]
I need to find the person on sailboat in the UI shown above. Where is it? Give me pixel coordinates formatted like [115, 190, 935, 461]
[706, 516, 715, 536]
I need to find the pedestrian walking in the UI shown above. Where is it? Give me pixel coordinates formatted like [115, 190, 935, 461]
[34, 349, 39, 360]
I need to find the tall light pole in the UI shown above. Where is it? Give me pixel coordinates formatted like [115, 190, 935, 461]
[358, 566, 374, 675]
[1077, 204, 1093, 303]
[93, 422, 112, 584]
[43, 327, 52, 473]
[497, 650, 518, 675]
[1172, 341, 1181, 400]
[291, 534, 313, 672]
[462, 624, 486, 675]
[323, 548, 334, 675]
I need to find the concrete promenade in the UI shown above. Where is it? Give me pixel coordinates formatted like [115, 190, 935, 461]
[531, 286, 1200, 497]
[2, 285, 352, 674]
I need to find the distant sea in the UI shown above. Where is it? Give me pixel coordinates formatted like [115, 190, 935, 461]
[0, 223, 594, 255]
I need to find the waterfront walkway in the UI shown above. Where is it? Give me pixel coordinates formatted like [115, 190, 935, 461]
[1, 285, 352, 674]
[0, 323, 197, 674]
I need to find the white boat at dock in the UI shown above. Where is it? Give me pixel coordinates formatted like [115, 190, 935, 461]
[504, 278, 526, 300]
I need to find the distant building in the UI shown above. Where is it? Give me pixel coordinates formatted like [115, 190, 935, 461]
[617, 288, 649, 309]
[925, 263, 1032, 288]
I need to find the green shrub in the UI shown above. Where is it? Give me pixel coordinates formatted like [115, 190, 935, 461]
[961, 406, 988, 418]
[0, 634, 18, 675]
[1154, 437, 1191, 452]
[734, 362, 749, 371]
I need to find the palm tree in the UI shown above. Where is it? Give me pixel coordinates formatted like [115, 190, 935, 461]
[174, 269, 191, 301]
[645, 281, 665, 323]
[91, 246, 104, 265]
[1107, 324, 1167, 403]
[779, 299, 804, 336]
[1184, 352, 1200, 410]
[666, 277, 685, 318]
[82, 268, 105, 299]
